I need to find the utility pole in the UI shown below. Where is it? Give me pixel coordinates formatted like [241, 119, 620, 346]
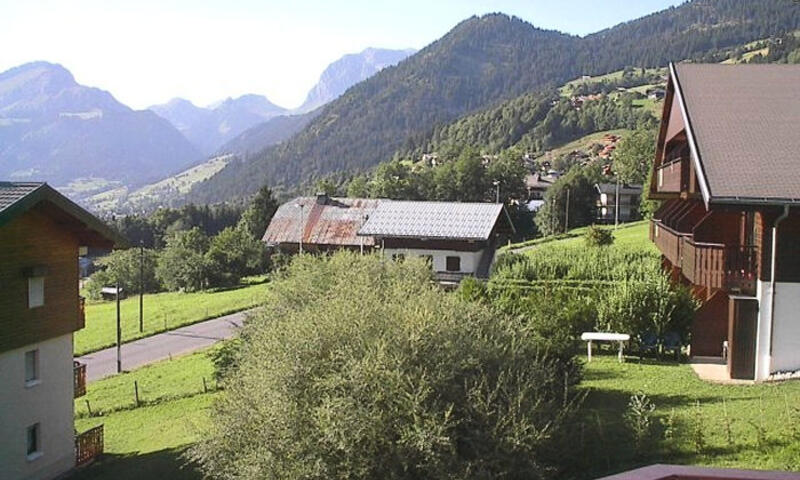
[564, 187, 571, 233]
[297, 203, 305, 254]
[138, 240, 144, 333]
[116, 281, 121, 373]
[615, 178, 620, 230]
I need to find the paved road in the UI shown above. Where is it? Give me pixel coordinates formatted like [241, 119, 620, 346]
[75, 310, 252, 382]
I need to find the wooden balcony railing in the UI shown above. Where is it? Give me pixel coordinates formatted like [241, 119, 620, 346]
[78, 296, 86, 330]
[681, 240, 758, 296]
[75, 425, 103, 467]
[650, 221, 688, 267]
[656, 157, 686, 193]
[74, 361, 87, 398]
[651, 220, 758, 295]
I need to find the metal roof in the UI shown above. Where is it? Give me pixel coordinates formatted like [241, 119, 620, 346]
[262, 196, 380, 247]
[357, 201, 505, 241]
[672, 63, 800, 204]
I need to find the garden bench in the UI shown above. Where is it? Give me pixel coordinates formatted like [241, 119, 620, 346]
[581, 332, 630, 362]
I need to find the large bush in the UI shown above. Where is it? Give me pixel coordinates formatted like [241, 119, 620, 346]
[191, 252, 583, 480]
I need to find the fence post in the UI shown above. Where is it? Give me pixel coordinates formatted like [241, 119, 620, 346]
[202, 377, 208, 393]
[85, 399, 93, 417]
[134, 380, 140, 407]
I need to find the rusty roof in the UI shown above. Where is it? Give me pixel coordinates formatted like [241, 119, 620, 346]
[672, 63, 800, 204]
[262, 196, 380, 247]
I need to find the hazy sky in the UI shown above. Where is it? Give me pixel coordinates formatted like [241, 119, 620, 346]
[0, 0, 683, 110]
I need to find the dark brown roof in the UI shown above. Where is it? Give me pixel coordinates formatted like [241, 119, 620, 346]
[673, 63, 800, 203]
[0, 181, 126, 248]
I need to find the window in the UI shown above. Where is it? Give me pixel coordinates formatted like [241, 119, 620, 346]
[28, 277, 44, 308]
[26, 423, 40, 458]
[446, 256, 461, 272]
[25, 350, 39, 385]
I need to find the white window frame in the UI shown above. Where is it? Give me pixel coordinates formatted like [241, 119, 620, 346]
[28, 276, 44, 309]
[24, 349, 40, 387]
[26, 423, 42, 461]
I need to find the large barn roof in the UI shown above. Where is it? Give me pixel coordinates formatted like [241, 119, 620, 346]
[262, 196, 380, 247]
[671, 63, 800, 204]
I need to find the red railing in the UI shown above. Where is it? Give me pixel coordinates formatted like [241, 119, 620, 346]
[656, 157, 686, 193]
[74, 361, 87, 398]
[78, 296, 86, 330]
[75, 425, 103, 467]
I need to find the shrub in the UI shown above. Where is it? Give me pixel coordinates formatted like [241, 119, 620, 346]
[92, 247, 161, 294]
[190, 252, 583, 480]
[584, 225, 614, 247]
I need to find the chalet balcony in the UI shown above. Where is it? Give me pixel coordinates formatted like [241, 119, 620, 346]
[656, 157, 687, 194]
[651, 219, 758, 296]
[74, 361, 87, 398]
[681, 241, 758, 295]
[75, 424, 103, 467]
[78, 295, 86, 330]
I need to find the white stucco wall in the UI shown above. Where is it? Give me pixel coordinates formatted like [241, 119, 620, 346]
[755, 280, 800, 380]
[0, 334, 76, 480]
[382, 248, 484, 274]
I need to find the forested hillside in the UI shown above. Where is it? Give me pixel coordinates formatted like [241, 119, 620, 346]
[189, 0, 800, 204]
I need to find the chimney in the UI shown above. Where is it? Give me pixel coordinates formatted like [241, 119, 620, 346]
[315, 192, 329, 205]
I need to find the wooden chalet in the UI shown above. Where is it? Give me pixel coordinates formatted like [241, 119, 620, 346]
[0, 182, 123, 479]
[649, 63, 800, 381]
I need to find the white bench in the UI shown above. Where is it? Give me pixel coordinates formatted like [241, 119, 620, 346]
[581, 332, 631, 362]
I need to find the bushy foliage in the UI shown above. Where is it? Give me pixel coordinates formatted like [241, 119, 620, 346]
[156, 228, 210, 292]
[613, 127, 657, 185]
[584, 225, 615, 247]
[596, 274, 697, 340]
[84, 248, 159, 299]
[205, 226, 267, 287]
[238, 185, 279, 240]
[190, 252, 583, 480]
[535, 165, 602, 236]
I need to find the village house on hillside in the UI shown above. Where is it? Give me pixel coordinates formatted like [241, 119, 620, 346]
[595, 182, 642, 224]
[649, 63, 800, 381]
[0, 182, 123, 480]
[263, 194, 513, 285]
[357, 200, 514, 284]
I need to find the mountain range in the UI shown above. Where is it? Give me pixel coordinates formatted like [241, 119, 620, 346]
[0, 61, 200, 189]
[187, 0, 800, 205]
[149, 94, 288, 156]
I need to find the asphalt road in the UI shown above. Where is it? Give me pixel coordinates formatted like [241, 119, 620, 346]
[75, 309, 252, 382]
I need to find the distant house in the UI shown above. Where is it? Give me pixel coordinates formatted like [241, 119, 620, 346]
[357, 201, 514, 284]
[262, 196, 514, 285]
[262, 194, 380, 253]
[594, 183, 642, 223]
[0, 182, 123, 480]
[525, 172, 557, 200]
[649, 63, 800, 381]
[647, 88, 666, 100]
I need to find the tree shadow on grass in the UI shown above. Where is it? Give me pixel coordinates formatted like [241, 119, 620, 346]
[68, 447, 202, 480]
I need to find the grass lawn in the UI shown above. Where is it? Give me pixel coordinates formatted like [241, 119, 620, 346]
[75, 278, 267, 355]
[504, 220, 655, 254]
[575, 355, 800, 478]
[71, 350, 217, 480]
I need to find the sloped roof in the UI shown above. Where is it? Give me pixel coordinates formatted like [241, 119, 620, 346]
[0, 181, 125, 248]
[358, 201, 506, 240]
[262, 196, 379, 247]
[673, 63, 800, 203]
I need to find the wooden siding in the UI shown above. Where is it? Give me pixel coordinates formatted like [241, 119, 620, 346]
[0, 207, 80, 353]
[690, 290, 728, 356]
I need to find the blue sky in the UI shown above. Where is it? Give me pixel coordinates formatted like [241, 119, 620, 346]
[0, 0, 683, 109]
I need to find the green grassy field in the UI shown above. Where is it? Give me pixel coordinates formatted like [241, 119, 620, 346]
[75, 279, 267, 355]
[577, 355, 800, 478]
[71, 350, 216, 480]
[536, 128, 631, 162]
[504, 220, 655, 253]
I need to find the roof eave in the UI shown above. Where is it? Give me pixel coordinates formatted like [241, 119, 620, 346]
[670, 62, 712, 209]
